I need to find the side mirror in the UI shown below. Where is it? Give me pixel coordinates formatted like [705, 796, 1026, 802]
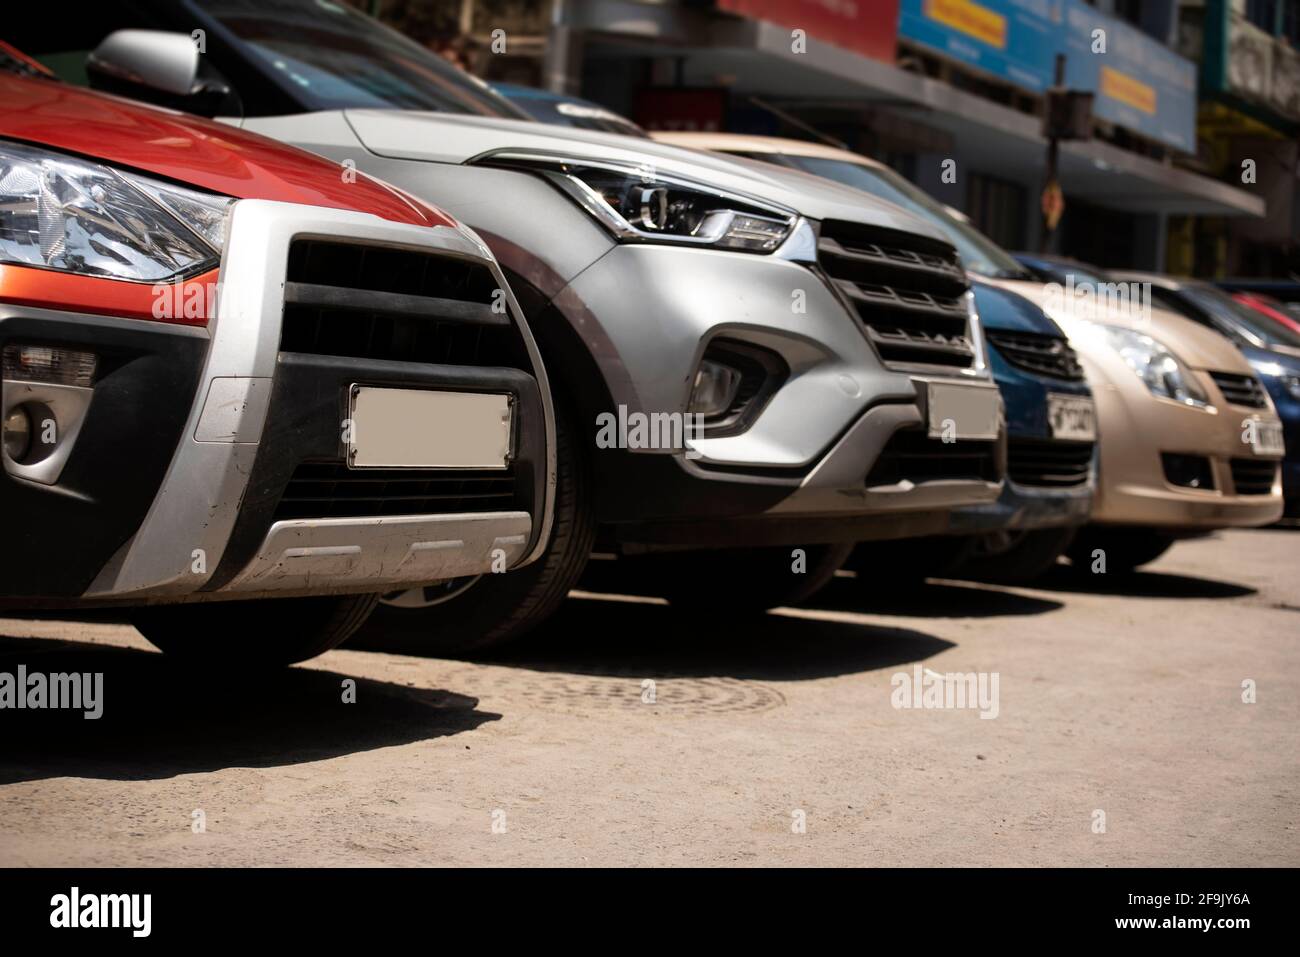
[87, 29, 234, 116]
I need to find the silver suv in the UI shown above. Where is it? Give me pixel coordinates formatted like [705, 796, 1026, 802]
[66, 1, 1005, 653]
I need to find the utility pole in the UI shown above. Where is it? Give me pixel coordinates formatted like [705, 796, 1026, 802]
[1040, 54, 1067, 253]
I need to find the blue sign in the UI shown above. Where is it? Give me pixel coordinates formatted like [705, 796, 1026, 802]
[897, 0, 1198, 152]
[898, 0, 1064, 93]
[1060, 0, 1197, 153]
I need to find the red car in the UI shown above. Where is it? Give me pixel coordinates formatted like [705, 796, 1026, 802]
[1230, 291, 1300, 337]
[0, 70, 554, 663]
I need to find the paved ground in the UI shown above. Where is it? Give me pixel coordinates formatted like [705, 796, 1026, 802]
[1, 527, 1296, 867]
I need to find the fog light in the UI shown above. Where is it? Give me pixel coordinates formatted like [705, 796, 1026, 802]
[2, 344, 97, 387]
[688, 359, 743, 417]
[2, 406, 31, 462]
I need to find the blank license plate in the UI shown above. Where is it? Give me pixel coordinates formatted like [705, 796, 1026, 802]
[1047, 394, 1097, 442]
[1249, 418, 1285, 457]
[926, 381, 1001, 441]
[348, 387, 512, 469]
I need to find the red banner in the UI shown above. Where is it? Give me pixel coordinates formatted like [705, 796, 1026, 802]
[718, 0, 900, 63]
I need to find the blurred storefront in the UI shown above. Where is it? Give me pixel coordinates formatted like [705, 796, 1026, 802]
[1175, 0, 1300, 277]
[368, 0, 1285, 275]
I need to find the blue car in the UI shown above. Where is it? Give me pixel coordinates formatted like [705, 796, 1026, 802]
[941, 280, 1097, 578]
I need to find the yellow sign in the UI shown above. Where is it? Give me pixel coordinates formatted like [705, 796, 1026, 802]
[925, 0, 1007, 50]
[1100, 66, 1157, 115]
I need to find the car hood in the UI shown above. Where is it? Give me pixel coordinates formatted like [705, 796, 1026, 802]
[342, 110, 955, 244]
[970, 279, 1064, 335]
[984, 278, 1255, 374]
[0, 73, 447, 228]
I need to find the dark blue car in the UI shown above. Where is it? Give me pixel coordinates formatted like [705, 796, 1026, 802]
[947, 280, 1097, 576]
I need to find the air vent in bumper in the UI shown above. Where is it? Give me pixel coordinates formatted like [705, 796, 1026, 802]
[1008, 439, 1093, 488]
[865, 429, 1000, 486]
[1230, 458, 1277, 495]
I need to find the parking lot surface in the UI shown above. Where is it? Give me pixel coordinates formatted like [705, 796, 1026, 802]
[1, 527, 1296, 867]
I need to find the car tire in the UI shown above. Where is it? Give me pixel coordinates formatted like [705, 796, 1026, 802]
[349, 407, 594, 657]
[133, 593, 380, 666]
[956, 526, 1078, 584]
[1066, 526, 1175, 572]
[618, 542, 854, 611]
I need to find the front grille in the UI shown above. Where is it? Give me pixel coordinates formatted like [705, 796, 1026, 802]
[1008, 439, 1093, 487]
[1210, 371, 1268, 409]
[1230, 458, 1277, 495]
[280, 239, 529, 370]
[865, 430, 999, 486]
[987, 331, 1086, 382]
[273, 461, 519, 521]
[818, 220, 973, 370]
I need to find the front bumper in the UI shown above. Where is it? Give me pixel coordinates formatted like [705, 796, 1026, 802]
[557, 243, 1003, 548]
[2, 200, 555, 604]
[1083, 350, 1283, 529]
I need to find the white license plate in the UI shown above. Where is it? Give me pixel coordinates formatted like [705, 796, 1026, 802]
[1249, 418, 1286, 457]
[926, 381, 1001, 441]
[347, 387, 512, 469]
[1047, 394, 1097, 442]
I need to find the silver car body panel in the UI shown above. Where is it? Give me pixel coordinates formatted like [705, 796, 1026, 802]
[237, 110, 1000, 528]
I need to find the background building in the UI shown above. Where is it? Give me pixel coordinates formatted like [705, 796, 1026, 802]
[361, 0, 1298, 278]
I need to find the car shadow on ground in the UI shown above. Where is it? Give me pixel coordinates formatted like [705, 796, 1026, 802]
[811, 572, 1065, 618]
[450, 590, 958, 681]
[0, 634, 496, 785]
[1025, 563, 1256, 599]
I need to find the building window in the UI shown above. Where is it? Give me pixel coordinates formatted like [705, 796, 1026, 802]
[967, 173, 1027, 252]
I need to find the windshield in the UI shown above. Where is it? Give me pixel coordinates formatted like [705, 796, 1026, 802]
[776, 154, 1031, 279]
[189, 0, 527, 116]
[1182, 285, 1300, 350]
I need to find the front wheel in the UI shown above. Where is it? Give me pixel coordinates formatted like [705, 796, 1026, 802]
[1065, 526, 1175, 573]
[133, 593, 380, 666]
[348, 407, 594, 657]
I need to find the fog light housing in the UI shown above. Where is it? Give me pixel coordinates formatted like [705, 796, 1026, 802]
[688, 359, 743, 418]
[2, 406, 31, 462]
[2, 344, 97, 387]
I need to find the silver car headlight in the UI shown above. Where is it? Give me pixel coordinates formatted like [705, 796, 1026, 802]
[0, 140, 234, 283]
[1097, 324, 1210, 408]
[478, 152, 796, 252]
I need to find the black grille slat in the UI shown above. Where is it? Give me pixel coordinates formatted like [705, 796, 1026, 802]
[987, 331, 1086, 382]
[819, 220, 973, 371]
[1230, 458, 1277, 495]
[1210, 372, 1268, 409]
[1007, 438, 1093, 487]
[280, 239, 529, 370]
[274, 461, 519, 521]
[283, 281, 509, 327]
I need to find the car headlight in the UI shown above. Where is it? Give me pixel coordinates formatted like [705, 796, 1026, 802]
[1096, 324, 1209, 407]
[1281, 374, 1300, 402]
[477, 152, 796, 252]
[0, 140, 234, 283]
